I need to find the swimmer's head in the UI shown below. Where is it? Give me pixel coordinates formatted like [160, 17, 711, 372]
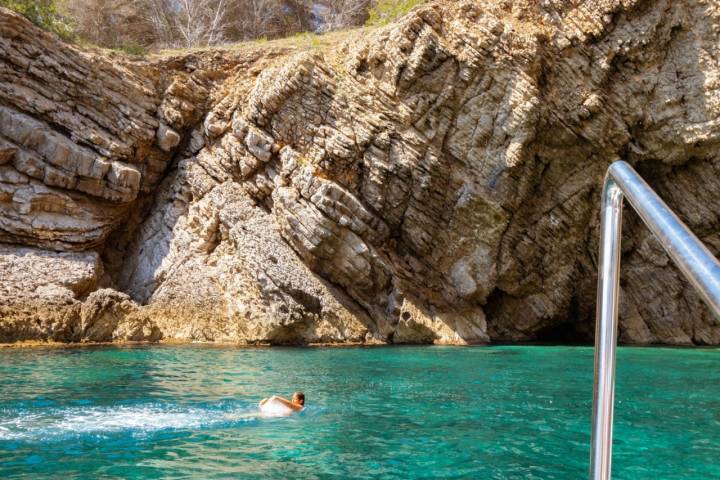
[292, 391, 305, 406]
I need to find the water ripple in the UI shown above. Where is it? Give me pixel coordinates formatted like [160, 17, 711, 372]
[0, 345, 719, 479]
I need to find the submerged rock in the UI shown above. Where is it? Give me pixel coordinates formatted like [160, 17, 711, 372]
[1, 1, 720, 345]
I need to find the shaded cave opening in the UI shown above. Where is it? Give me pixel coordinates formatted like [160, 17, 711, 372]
[532, 321, 593, 345]
[532, 294, 594, 345]
[486, 289, 595, 345]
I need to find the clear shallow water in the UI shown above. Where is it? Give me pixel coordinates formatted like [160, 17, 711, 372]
[0, 345, 718, 479]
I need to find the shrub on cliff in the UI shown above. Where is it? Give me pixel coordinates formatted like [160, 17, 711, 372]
[0, 0, 73, 39]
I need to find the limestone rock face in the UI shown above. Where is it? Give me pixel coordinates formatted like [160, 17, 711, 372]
[122, 180, 374, 344]
[0, 244, 160, 342]
[2, 1, 720, 345]
[0, 244, 100, 341]
[0, 11, 166, 251]
[81, 289, 160, 343]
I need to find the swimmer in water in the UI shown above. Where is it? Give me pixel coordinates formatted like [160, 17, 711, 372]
[259, 391, 305, 412]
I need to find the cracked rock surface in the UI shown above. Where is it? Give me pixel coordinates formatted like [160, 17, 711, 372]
[2, 0, 720, 345]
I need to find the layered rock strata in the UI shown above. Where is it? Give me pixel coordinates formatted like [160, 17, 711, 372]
[1, 0, 720, 345]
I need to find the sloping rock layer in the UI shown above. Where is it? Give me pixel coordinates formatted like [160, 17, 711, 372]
[1, 0, 720, 345]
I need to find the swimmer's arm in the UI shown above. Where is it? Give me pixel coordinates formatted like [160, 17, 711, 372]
[273, 396, 304, 411]
[258, 395, 276, 407]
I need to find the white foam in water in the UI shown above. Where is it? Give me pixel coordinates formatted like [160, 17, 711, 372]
[0, 404, 259, 441]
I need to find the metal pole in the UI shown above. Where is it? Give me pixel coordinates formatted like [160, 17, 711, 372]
[590, 175, 623, 480]
[608, 161, 720, 315]
[589, 160, 720, 480]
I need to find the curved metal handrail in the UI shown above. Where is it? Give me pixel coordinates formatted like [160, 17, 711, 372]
[590, 160, 720, 479]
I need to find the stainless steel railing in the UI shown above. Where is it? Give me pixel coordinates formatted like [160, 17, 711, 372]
[590, 160, 720, 479]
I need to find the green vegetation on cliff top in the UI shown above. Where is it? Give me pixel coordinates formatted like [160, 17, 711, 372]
[0, 0, 73, 39]
[366, 0, 425, 26]
[1, 0, 426, 55]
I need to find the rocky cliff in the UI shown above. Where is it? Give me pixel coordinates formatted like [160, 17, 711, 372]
[2, 0, 720, 345]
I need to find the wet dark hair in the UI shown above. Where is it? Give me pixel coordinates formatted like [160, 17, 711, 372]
[293, 391, 305, 405]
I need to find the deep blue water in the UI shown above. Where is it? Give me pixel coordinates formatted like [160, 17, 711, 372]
[0, 345, 718, 479]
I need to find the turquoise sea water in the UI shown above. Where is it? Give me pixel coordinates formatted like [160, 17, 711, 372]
[0, 345, 719, 479]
